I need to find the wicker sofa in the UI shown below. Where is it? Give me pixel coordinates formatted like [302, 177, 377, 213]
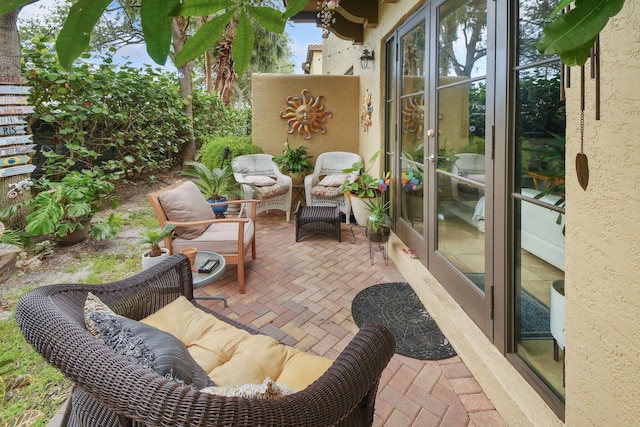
[16, 255, 395, 426]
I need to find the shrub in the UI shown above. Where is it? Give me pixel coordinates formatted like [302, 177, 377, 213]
[197, 135, 262, 170]
[192, 91, 252, 145]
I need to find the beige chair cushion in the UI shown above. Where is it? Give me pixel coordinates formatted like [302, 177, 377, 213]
[142, 296, 333, 391]
[158, 181, 216, 239]
[171, 220, 255, 255]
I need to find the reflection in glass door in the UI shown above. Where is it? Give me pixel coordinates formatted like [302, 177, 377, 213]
[427, 0, 493, 332]
[394, 14, 427, 257]
[512, 0, 566, 404]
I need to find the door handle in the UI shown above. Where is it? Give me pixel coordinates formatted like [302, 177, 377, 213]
[427, 128, 435, 138]
[428, 154, 436, 163]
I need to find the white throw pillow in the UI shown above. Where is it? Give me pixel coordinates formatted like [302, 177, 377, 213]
[242, 175, 277, 187]
[318, 174, 349, 187]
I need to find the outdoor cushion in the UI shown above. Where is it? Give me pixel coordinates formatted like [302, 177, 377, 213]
[83, 292, 116, 340]
[258, 183, 289, 199]
[311, 185, 343, 198]
[90, 311, 213, 389]
[141, 296, 333, 391]
[170, 220, 255, 255]
[319, 174, 349, 187]
[158, 180, 215, 239]
[201, 377, 295, 399]
[242, 175, 277, 187]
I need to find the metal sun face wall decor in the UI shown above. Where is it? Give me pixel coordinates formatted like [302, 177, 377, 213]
[280, 89, 333, 140]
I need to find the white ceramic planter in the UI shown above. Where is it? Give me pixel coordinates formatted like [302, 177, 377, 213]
[349, 195, 373, 227]
[141, 248, 170, 270]
[550, 279, 565, 349]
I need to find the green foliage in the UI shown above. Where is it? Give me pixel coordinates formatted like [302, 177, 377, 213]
[0, 229, 30, 249]
[342, 150, 387, 198]
[24, 37, 187, 178]
[0, 307, 71, 427]
[0, 170, 120, 241]
[272, 140, 314, 176]
[2, 0, 309, 78]
[172, 0, 305, 77]
[139, 224, 175, 257]
[364, 197, 390, 232]
[88, 212, 125, 241]
[197, 134, 262, 170]
[191, 91, 251, 142]
[55, 0, 111, 69]
[180, 163, 238, 200]
[537, 0, 625, 66]
[0, 357, 43, 427]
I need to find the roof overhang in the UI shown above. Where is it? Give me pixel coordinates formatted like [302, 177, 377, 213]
[285, 0, 378, 44]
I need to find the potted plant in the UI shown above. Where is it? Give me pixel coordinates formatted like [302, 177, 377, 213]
[272, 140, 314, 185]
[139, 224, 176, 270]
[180, 162, 240, 217]
[365, 197, 391, 243]
[341, 150, 390, 226]
[0, 170, 122, 245]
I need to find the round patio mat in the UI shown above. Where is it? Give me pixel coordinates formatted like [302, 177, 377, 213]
[351, 282, 456, 360]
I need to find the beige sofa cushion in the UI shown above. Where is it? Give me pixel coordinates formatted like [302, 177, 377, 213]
[158, 181, 215, 239]
[141, 296, 333, 391]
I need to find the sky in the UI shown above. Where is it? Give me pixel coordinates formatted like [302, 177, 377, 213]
[19, 0, 322, 75]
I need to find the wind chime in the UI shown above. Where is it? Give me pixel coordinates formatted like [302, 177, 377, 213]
[562, 36, 599, 191]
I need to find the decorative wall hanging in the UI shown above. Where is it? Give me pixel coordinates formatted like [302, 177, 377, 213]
[280, 89, 333, 140]
[7, 178, 32, 198]
[360, 90, 373, 132]
[402, 96, 425, 139]
[317, 0, 341, 39]
[0, 77, 36, 178]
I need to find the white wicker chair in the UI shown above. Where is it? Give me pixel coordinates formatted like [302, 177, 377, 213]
[232, 154, 293, 221]
[304, 151, 362, 224]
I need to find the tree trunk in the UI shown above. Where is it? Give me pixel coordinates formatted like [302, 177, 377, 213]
[1, 10, 30, 230]
[0, 11, 22, 78]
[171, 17, 196, 167]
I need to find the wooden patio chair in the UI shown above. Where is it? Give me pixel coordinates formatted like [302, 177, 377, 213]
[147, 179, 258, 293]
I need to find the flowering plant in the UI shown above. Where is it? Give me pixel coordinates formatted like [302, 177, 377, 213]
[341, 150, 390, 198]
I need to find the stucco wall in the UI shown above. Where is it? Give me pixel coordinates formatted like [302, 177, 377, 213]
[251, 74, 359, 163]
[565, 1, 640, 424]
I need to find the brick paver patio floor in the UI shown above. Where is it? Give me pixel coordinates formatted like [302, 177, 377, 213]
[195, 211, 508, 427]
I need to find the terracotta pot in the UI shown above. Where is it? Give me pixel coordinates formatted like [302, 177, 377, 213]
[56, 218, 91, 246]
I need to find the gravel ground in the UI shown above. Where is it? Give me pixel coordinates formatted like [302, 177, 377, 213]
[0, 172, 179, 316]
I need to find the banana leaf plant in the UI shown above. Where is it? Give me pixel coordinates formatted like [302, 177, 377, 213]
[537, 0, 626, 66]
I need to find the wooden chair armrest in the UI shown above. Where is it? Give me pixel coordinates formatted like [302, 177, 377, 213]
[207, 199, 259, 207]
[166, 218, 250, 227]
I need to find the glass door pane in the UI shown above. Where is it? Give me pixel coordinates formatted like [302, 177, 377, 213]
[426, 0, 492, 333]
[434, 0, 488, 288]
[514, 64, 566, 402]
[397, 18, 427, 249]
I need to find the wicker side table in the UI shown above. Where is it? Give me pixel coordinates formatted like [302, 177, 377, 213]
[295, 204, 341, 242]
